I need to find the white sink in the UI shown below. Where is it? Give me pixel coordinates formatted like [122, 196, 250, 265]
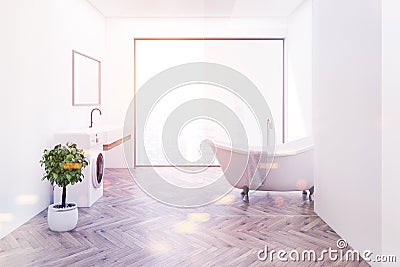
[102, 127, 123, 144]
[54, 126, 123, 149]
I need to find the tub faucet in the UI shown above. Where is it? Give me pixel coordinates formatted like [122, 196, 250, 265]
[89, 108, 102, 128]
[266, 118, 273, 147]
[267, 118, 273, 129]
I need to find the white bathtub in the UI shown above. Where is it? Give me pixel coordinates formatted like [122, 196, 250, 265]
[211, 137, 314, 200]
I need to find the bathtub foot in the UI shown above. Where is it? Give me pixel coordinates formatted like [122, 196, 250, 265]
[307, 186, 315, 201]
[309, 186, 314, 196]
[241, 186, 249, 202]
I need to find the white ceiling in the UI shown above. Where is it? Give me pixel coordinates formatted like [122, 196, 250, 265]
[87, 0, 306, 18]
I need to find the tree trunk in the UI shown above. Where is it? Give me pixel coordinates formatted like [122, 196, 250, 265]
[62, 186, 66, 208]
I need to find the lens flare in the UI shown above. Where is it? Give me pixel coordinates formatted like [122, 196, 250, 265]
[15, 194, 39, 205]
[187, 213, 211, 223]
[258, 162, 279, 169]
[173, 220, 198, 234]
[296, 179, 308, 191]
[274, 196, 285, 206]
[149, 241, 171, 253]
[0, 213, 14, 222]
[215, 194, 236, 205]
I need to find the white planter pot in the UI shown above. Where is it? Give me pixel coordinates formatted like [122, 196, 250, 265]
[47, 202, 78, 232]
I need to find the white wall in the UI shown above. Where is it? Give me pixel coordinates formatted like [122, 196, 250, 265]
[382, 0, 400, 261]
[313, 0, 382, 264]
[287, 0, 312, 141]
[0, 0, 105, 239]
[103, 17, 288, 167]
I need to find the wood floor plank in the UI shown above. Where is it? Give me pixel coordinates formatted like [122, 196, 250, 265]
[0, 168, 369, 266]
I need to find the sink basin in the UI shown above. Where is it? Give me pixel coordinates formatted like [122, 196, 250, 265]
[54, 126, 123, 149]
[102, 127, 123, 144]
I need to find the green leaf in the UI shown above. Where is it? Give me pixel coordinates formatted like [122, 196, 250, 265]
[40, 142, 89, 188]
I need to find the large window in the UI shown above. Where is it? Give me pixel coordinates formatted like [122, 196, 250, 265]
[135, 38, 284, 167]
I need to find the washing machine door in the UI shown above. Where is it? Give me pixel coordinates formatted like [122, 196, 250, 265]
[92, 153, 104, 188]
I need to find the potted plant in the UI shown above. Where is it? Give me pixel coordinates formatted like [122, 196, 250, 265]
[40, 143, 88, 231]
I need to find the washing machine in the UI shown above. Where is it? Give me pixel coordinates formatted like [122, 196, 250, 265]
[54, 132, 105, 207]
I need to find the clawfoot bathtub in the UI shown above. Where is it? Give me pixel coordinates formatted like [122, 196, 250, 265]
[211, 137, 314, 201]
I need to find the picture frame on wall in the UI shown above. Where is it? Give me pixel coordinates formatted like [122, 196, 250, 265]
[72, 50, 101, 106]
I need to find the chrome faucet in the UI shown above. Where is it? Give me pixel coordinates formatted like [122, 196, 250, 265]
[89, 108, 102, 128]
[267, 118, 272, 129]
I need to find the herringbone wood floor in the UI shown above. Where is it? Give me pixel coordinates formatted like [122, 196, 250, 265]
[0, 168, 369, 267]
